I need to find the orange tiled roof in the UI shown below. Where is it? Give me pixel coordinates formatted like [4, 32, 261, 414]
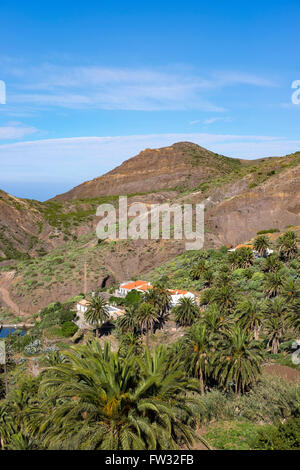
[121, 280, 150, 290]
[235, 244, 254, 250]
[121, 281, 190, 296]
[137, 285, 153, 291]
[168, 289, 188, 295]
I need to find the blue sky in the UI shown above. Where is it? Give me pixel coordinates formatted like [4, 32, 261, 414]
[0, 0, 300, 200]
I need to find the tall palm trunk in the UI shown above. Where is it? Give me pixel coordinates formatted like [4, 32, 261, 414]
[234, 372, 240, 396]
[199, 367, 204, 395]
[271, 337, 279, 355]
[3, 363, 9, 395]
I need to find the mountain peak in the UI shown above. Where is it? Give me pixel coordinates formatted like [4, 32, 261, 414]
[53, 141, 236, 201]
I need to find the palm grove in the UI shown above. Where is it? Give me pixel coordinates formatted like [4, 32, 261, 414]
[0, 230, 300, 450]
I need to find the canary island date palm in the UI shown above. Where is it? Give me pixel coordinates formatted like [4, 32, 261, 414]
[84, 295, 110, 337]
[277, 231, 299, 261]
[228, 247, 254, 269]
[262, 253, 282, 273]
[203, 269, 214, 287]
[200, 287, 217, 307]
[265, 315, 287, 355]
[0, 403, 14, 449]
[213, 285, 238, 314]
[174, 297, 200, 327]
[282, 278, 300, 304]
[214, 326, 263, 395]
[263, 271, 286, 297]
[288, 299, 300, 332]
[144, 286, 172, 326]
[7, 431, 38, 450]
[36, 341, 201, 450]
[190, 260, 209, 280]
[118, 332, 144, 358]
[7, 376, 40, 432]
[235, 299, 264, 340]
[264, 296, 289, 318]
[117, 306, 139, 334]
[0, 376, 42, 449]
[200, 303, 230, 337]
[215, 270, 233, 288]
[264, 297, 289, 354]
[183, 323, 214, 394]
[228, 250, 240, 270]
[238, 247, 255, 268]
[254, 235, 271, 257]
[137, 302, 159, 347]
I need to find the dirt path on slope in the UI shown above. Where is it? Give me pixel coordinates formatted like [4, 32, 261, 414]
[263, 363, 300, 382]
[28, 358, 41, 377]
[0, 271, 31, 317]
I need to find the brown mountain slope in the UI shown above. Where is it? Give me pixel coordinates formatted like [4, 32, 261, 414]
[0, 190, 49, 260]
[53, 142, 244, 200]
[0, 142, 299, 263]
[204, 160, 300, 246]
[7, 237, 185, 314]
[1, 143, 300, 316]
[0, 190, 99, 261]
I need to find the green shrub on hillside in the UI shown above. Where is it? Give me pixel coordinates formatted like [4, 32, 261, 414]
[203, 420, 260, 450]
[251, 418, 300, 450]
[257, 228, 280, 235]
[61, 321, 78, 337]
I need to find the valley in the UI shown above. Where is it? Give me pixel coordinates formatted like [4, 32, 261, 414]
[0, 142, 300, 316]
[0, 141, 300, 451]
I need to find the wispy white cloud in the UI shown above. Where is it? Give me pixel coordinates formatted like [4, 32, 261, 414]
[3, 62, 275, 112]
[204, 117, 221, 125]
[212, 71, 277, 88]
[203, 116, 232, 125]
[0, 121, 38, 139]
[189, 117, 232, 125]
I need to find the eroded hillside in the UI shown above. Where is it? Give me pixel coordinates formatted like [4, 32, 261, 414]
[0, 142, 300, 315]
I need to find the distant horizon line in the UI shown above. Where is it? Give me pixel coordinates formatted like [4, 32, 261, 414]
[0, 132, 299, 201]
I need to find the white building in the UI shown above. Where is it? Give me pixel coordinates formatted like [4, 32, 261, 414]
[118, 280, 152, 297]
[228, 244, 274, 258]
[77, 299, 89, 314]
[117, 280, 196, 307]
[168, 289, 196, 307]
[76, 299, 124, 327]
